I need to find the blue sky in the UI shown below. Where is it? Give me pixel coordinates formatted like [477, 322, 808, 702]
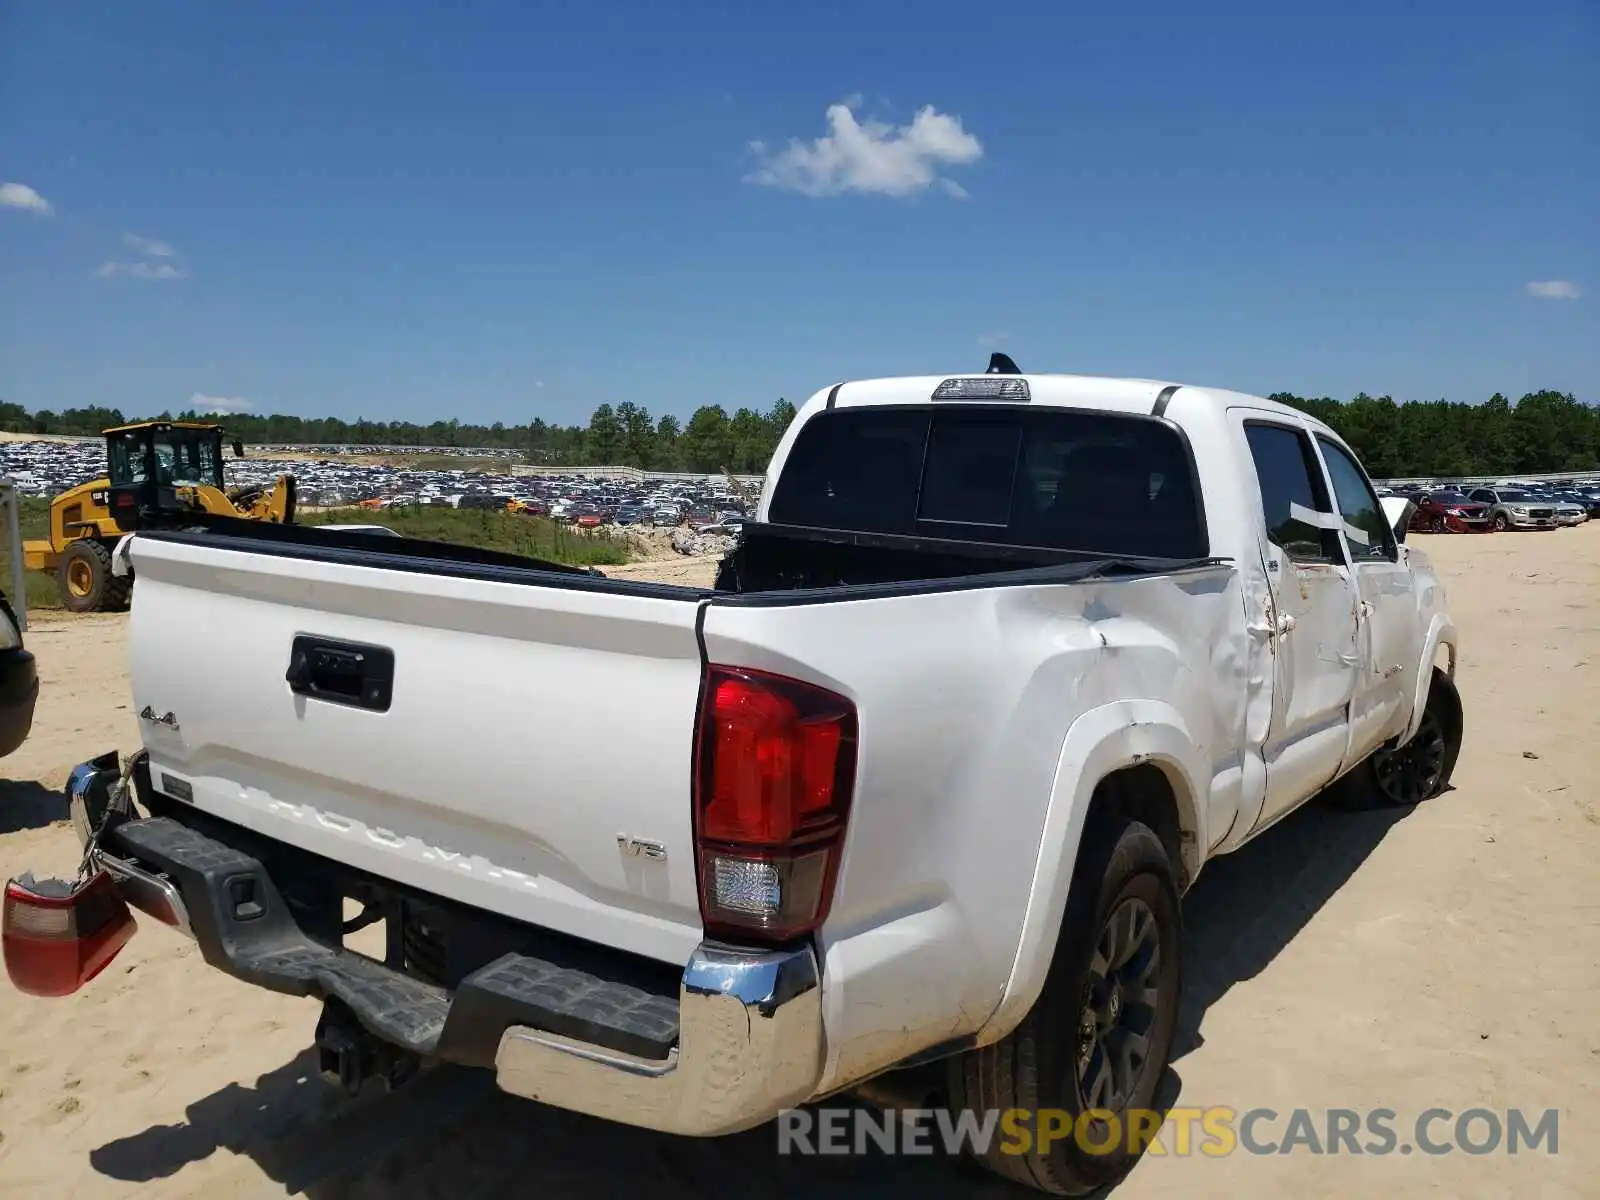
[2, 0, 1595, 426]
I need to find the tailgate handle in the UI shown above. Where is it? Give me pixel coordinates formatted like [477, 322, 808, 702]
[286, 637, 395, 712]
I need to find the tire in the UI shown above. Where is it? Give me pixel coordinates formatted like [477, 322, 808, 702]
[947, 818, 1181, 1195]
[1492, 513, 1508, 531]
[1344, 669, 1464, 808]
[57, 540, 130, 613]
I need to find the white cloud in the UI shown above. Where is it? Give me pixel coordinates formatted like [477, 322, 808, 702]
[0, 182, 52, 215]
[745, 101, 982, 198]
[534, 380, 546, 388]
[123, 231, 175, 257]
[1525, 280, 1581, 301]
[96, 261, 186, 281]
[978, 331, 1010, 347]
[189, 393, 253, 414]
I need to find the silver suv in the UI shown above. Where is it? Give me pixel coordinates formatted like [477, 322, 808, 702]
[1469, 487, 1557, 531]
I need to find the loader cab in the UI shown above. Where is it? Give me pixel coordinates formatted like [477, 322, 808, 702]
[104, 422, 229, 526]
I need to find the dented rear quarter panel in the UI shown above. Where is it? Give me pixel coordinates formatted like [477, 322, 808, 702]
[701, 563, 1245, 1094]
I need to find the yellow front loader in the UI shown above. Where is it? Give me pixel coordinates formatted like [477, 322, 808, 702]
[22, 421, 297, 612]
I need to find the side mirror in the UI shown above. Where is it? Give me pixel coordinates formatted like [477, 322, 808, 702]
[231, 440, 245, 458]
[1379, 496, 1414, 546]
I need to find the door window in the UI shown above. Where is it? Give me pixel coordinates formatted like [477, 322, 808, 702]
[1243, 423, 1342, 562]
[1316, 437, 1397, 563]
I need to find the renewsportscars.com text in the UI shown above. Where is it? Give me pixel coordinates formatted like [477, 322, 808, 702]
[777, 1106, 1560, 1158]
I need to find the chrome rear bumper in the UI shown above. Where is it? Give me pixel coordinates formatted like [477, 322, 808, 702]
[495, 940, 825, 1136]
[67, 755, 825, 1137]
[67, 760, 194, 936]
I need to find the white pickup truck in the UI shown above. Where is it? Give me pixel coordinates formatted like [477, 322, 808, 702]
[38, 365, 1462, 1195]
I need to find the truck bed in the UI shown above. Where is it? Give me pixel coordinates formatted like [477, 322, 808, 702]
[158, 517, 1207, 598]
[123, 523, 1226, 970]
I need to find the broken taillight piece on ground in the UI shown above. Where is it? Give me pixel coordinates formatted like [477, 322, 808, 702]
[3, 870, 137, 997]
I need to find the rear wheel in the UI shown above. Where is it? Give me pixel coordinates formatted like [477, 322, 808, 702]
[947, 818, 1181, 1195]
[57, 540, 130, 613]
[1346, 669, 1464, 807]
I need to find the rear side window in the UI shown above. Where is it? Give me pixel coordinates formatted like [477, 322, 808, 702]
[766, 408, 929, 535]
[767, 406, 1207, 559]
[1317, 436, 1397, 562]
[1242, 423, 1342, 562]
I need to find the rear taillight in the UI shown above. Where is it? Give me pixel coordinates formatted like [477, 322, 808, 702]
[3, 871, 137, 997]
[693, 665, 858, 943]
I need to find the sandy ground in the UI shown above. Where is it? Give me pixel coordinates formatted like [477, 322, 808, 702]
[0, 534, 1595, 1198]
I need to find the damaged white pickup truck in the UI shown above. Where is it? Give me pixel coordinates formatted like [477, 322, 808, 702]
[9, 363, 1462, 1195]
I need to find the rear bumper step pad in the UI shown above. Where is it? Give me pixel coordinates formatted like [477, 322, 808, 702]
[107, 816, 680, 1064]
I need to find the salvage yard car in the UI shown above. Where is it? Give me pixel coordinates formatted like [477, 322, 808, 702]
[10, 362, 1465, 1196]
[1469, 486, 1557, 531]
[1407, 489, 1492, 533]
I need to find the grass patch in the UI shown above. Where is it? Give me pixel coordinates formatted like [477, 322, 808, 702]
[299, 506, 630, 566]
[0, 498, 629, 618]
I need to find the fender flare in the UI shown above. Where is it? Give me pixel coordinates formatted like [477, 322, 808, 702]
[974, 700, 1208, 1047]
[1402, 614, 1457, 744]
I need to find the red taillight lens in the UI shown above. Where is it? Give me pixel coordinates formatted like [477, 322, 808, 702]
[3, 871, 137, 997]
[694, 666, 857, 943]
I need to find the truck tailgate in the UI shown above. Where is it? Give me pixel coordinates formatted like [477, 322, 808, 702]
[126, 534, 706, 966]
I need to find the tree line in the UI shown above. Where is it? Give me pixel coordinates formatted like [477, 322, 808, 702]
[1, 389, 1594, 478]
[0, 398, 798, 475]
[1269, 390, 1597, 478]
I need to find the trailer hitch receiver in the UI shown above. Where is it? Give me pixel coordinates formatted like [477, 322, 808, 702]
[314, 999, 421, 1096]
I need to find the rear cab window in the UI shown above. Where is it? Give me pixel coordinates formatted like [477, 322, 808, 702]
[767, 405, 1208, 560]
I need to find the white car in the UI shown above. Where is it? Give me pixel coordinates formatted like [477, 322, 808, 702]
[1468, 487, 1558, 530]
[1551, 498, 1588, 526]
[40, 366, 1463, 1195]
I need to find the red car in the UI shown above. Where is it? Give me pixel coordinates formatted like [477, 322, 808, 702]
[1408, 490, 1492, 533]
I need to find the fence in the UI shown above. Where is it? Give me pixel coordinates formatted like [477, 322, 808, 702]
[0, 481, 26, 630]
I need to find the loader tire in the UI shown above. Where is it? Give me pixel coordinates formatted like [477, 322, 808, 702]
[947, 818, 1181, 1195]
[58, 541, 130, 613]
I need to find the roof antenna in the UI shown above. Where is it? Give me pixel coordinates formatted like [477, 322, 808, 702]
[986, 352, 1021, 375]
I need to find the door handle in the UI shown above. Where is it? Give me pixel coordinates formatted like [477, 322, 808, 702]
[1248, 614, 1299, 643]
[1248, 612, 1297, 640]
[287, 636, 395, 712]
[1337, 651, 1361, 668]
